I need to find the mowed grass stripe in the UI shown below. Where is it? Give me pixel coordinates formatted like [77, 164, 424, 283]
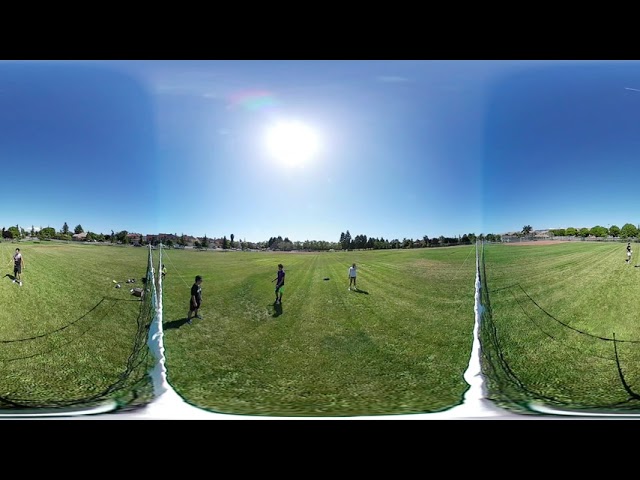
[482, 241, 640, 412]
[162, 248, 475, 416]
[0, 242, 154, 408]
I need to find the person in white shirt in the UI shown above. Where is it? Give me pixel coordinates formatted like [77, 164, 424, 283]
[348, 263, 357, 290]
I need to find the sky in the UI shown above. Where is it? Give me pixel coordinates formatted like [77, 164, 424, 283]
[1, 60, 639, 242]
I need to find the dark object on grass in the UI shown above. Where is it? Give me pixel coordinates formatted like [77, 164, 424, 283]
[131, 287, 144, 298]
[323, 277, 330, 281]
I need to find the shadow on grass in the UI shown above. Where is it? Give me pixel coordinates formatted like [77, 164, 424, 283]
[352, 288, 369, 295]
[0, 288, 154, 409]
[4, 274, 16, 281]
[272, 302, 283, 318]
[163, 318, 192, 330]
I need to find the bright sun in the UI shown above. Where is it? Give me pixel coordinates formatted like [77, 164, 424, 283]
[264, 120, 320, 167]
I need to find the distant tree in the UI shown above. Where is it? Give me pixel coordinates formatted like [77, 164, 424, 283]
[20, 227, 26, 238]
[40, 227, 56, 238]
[202, 234, 209, 249]
[566, 227, 577, 236]
[590, 225, 608, 238]
[8, 226, 20, 239]
[223, 236, 228, 249]
[115, 230, 128, 243]
[461, 234, 470, 245]
[342, 230, 352, 250]
[620, 223, 638, 239]
[31, 226, 35, 236]
[194, 241, 201, 249]
[85, 231, 94, 241]
[74, 224, 84, 234]
[165, 239, 173, 248]
[578, 227, 590, 237]
[609, 225, 620, 237]
[62, 222, 69, 235]
[230, 234, 235, 248]
[522, 225, 533, 236]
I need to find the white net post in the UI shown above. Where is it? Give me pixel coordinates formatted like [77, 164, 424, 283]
[146, 243, 170, 398]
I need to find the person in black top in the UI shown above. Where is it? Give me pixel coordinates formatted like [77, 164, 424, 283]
[187, 275, 203, 324]
[13, 248, 24, 286]
[627, 242, 632, 264]
[272, 264, 285, 304]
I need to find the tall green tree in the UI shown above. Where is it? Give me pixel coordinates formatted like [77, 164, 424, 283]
[590, 225, 608, 238]
[40, 227, 56, 238]
[74, 224, 84, 234]
[620, 223, 638, 239]
[522, 225, 533, 236]
[62, 222, 69, 235]
[230, 234, 235, 248]
[609, 225, 620, 237]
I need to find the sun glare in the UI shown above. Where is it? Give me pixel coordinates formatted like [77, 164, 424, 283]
[264, 120, 320, 167]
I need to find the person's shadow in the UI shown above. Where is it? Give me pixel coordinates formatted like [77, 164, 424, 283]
[352, 288, 369, 295]
[4, 274, 16, 282]
[272, 301, 283, 318]
[163, 317, 192, 330]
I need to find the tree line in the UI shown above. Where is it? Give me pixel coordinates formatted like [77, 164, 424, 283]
[548, 223, 639, 239]
[1, 221, 505, 251]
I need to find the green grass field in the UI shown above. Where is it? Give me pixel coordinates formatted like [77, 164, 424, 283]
[480, 241, 640, 414]
[0, 241, 154, 411]
[161, 246, 476, 417]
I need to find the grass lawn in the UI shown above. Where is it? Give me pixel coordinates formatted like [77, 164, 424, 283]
[0, 241, 154, 411]
[480, 241, 640, 414]
[160, 246, 476, 417]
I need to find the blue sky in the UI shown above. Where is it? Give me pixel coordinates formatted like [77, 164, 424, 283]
[1, 60, 639, 242]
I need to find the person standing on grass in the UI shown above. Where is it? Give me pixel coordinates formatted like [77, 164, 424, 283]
[162, 264, 167, 279]
[13, 248, 24, 286]
[187, 275, 203, 324]
[348, 263, 357, 290]
[627, 242, 632, 264]
[272, 263, 285, 304]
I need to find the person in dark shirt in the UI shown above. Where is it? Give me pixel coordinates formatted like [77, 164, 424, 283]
[627, 243, 632, 264]
[187, 275, 203, 324]
[272, 264, 285, 304]
[13, 248, 24, 286]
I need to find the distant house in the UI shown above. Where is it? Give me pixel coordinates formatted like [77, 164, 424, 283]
[533, 229, 550, 239]
[72, 232, 87, 241]
[501, 232, 521, 243]
[127, 233, 142, 244]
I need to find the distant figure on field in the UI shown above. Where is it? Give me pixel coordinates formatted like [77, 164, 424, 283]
[348, 263, 357, 290]
[162, 264, 167, 279]
[187, 275, 203, 324]
[272, 264, 285, 304]
[13, 248, 24, 286]
[627, 243, 632, 264]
